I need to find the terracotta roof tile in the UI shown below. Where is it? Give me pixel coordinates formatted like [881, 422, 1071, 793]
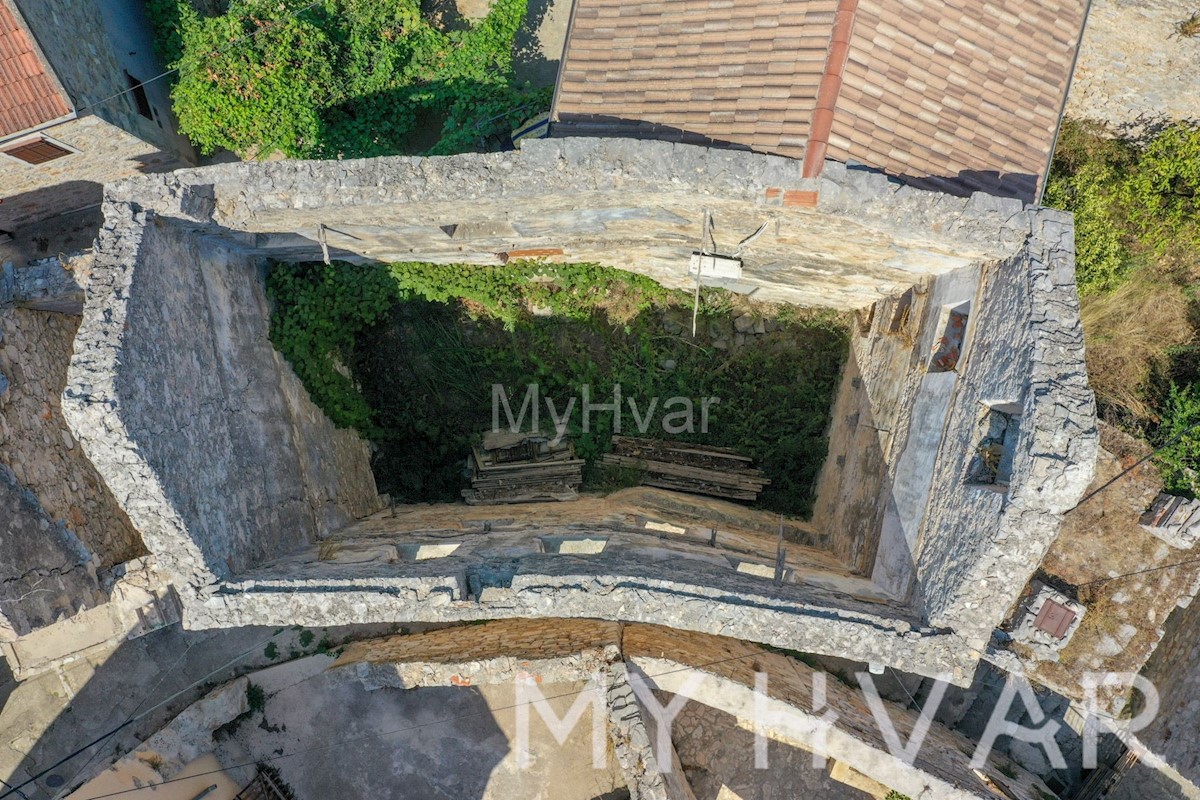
[552, 0, 1085, 200]
[0, 2, 69, 139]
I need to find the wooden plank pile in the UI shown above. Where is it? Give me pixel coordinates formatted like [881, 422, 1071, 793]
[600, 435, 769, 501]
[462, 430, 584, 505]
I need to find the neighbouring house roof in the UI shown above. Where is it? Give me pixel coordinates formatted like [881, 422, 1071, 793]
[551, 0, 1089, 201]
[0, 0, 71, 139]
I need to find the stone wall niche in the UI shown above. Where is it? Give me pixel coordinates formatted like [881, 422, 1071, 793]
[927, 301, 971, 373]
[965, 401, 1023, 490]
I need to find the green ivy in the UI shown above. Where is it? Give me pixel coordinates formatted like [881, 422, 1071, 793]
[266, 261, 398, 431]
[148, 0, 547, 158]
[268, 259, 848, 517]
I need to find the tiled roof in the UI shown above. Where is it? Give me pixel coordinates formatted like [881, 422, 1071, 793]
[552, 0, 1088, 200]
[0, 1, 70, 139]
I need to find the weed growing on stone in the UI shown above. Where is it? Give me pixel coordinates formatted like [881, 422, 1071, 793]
[247, 682, 266, 714]
[1176, 11, 1200, 38]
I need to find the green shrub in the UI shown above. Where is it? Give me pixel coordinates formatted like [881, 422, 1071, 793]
[1121, 123, 1200, 255]
[1153, 382, 1200, 496]
[1043, 120, 1135, 295]
[1045, 119, 1200, 295]
[152, 0, 547, 157]
[268, 259, 848, 516]
[267, 261, 398, 430]
[172, 1, 335, 156]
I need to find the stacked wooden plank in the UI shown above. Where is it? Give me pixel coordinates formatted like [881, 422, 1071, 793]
[600, 435, 769, 501]
[462, 430, 584, 505]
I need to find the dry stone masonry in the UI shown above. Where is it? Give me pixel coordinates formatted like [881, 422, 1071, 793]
[63, 139, 1097, 687]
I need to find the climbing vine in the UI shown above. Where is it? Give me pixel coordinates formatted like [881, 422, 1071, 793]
[268, 259, 849, 516]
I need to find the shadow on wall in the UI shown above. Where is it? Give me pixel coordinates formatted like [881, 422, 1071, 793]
[900, 170, 1039, 204]
[549, 115, 1040, 202]
[0, 181, 104, 231]
[810, 344, 894, 580]
[550, 114, 759, 151]
[0, 623, 510, 800]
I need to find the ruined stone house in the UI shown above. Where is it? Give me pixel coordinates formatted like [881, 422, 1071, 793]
[0, 0, 1128, 796]
[2, 0, 1103, 686]
[0, 0, 194, 236]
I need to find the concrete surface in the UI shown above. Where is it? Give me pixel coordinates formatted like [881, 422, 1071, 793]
[0, 622, 402, 800]
[216, 669, 627, 800]
[66, 753, 242, 800]
[671, 701, 871, 800]
[513, 0, 571, 87]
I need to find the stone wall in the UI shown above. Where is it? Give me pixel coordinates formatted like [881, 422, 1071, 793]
[64, 210, 383, 593]
[626, 625, 1059, 800]
[913, 211, 1098, 643]
[0, 306, 142, 567]
[1, 256, 86, 313]
[66, 139, 1097, 683]
[335, 620, 1058, 800]
[0, 116, 186, 229]
[98, 138, 1034, 310]
[0, 463, 104, 640]
[0, 0, 195, 227]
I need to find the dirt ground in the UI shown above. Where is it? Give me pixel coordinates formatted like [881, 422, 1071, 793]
[1018, 424, 1200, 713]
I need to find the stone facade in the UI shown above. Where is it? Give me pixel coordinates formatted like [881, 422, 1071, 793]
[910, 211, 1098, 641]
[0, 305, 142, 567]
[0, 462, 103, 640]
[0, 0, 194, 228]
[0, 116, 185, 229]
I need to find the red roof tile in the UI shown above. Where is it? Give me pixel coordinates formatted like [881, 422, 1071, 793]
[552, 0, 1088, 200]
[0, 1, 70, 139]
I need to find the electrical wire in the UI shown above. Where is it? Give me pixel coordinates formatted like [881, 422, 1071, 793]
[6, 647, 770, 800]
[1068, 417, 1200, 512]
[1, 628, 295, 800]
[62, 1, 324, 123]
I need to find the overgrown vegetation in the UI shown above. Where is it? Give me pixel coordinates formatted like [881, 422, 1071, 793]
[1044, 119, 1200, 493]
[268, 260, 849, 516]
[146, 0, 550, 158]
